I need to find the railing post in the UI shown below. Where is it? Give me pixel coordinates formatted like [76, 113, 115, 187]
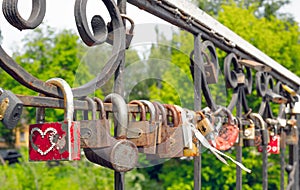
[193, 34, 203, 190]
[114, 1, 127, 190]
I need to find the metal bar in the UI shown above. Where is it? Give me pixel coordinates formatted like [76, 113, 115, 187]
[193, 34, 203, 190]
[127, 0, 300, 90]
[280, 142, 285, 190]
[236, 93, 243, 190]
[114, 1, 127, 189]
[262, 145, 268, 190]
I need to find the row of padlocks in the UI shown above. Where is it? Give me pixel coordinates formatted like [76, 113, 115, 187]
[0, 78, 299, 173]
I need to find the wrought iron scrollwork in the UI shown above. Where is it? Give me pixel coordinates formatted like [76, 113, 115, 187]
[2, 0, 46, 30]
[0, 0, 126, 98]
[224, 53, 252, 113]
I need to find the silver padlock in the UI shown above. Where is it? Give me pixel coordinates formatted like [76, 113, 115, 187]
[0, 88, 23, 129]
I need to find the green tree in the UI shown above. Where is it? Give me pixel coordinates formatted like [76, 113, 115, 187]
[139, 1, 300, 189]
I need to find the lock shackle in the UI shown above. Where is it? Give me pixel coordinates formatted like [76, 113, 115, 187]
[153, 102, 167, 126]
[196, 111, 206, 120]
[93, 97, 106, 120]
[120, 14, 134, 33]
[163, 104, 179, 128]
[213, 106, 235, 125]
[184, 109, 196, 123]
[174, 105, 185, 125]
[37, 78, 73, 125]
[140, 100, 156, 123]
[250, 113, 265, 130]
[129, 100, 146, 121]
[104, 93, 128, 139]
[81, 97, 96, 120]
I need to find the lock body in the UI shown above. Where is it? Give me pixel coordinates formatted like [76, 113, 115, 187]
[29, 121, 81, 161]
[243, 122, 255, 147]
[80, 119, 111, 148]
[258, 134, 280, 154]
[29, 78, 80, 161]
[286, 126, 298, 145]
[0, 89, 23, 129]
[204, 63, 218, 84]
[215, 123, 239, 150]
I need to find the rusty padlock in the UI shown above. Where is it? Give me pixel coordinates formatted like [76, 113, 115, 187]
[204, 61, 218, 84]
[243, 119, 255, 147]
[157, 104, 184, 158]
[29, 78, 80, 161]
[140, 100, 158, 154]
[80, 97, 111, 148]
[286, 118, 298, 145]
[127, 100, 151, 149]
[107, 14, 134, 49]
[190, 41, 219, 84]
[213, 107, 239, 151]
[152, 102, 171, 157]
[152, 102, 166, 145]
[84, 93, 138, 172]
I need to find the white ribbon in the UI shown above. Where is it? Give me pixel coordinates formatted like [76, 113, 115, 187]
[189, 123, 251, 173]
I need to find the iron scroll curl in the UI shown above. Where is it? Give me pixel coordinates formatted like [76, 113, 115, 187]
[2, 0, 46, 30]
[0, 0, 126, 98]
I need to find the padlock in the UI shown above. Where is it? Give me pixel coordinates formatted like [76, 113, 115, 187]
[258, 125, 280, 154]
[29, 78, 80, 161]
[291, 95, 300, 114]
[80, 97, 111, 148]
[250, 113, 269, 147]
[127, 100, 151, 149]
[140, 100, 158, 154]
[152, 101, 171, 158]
[243, 119, 255, 147]
[84, 93, 138, 172]
[213, 107, 239, 151]
[0, 88, 23, 129]
[182, 108, 199, 157]
[285, 118, 298, 145]
[152, 102, 166, 145]
[196, 111, 214, 136]
[107, 14, 134, 49]
[204, 62, 218, 84]
[157, 104, 184, 158]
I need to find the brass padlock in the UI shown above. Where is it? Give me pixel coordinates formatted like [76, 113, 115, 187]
[127, 100, 151, 149]
[107, 14, 134, 49]
[243, 119, 255, 147]
[196, 111, 214, 136]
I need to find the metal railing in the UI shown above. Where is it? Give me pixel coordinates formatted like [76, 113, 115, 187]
[0, 0, 299, 190]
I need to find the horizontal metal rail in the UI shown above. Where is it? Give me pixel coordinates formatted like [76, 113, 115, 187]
[128, 0, 300, 90]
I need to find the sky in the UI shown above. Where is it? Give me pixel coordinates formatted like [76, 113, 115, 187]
[0, 0, 299, 55]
